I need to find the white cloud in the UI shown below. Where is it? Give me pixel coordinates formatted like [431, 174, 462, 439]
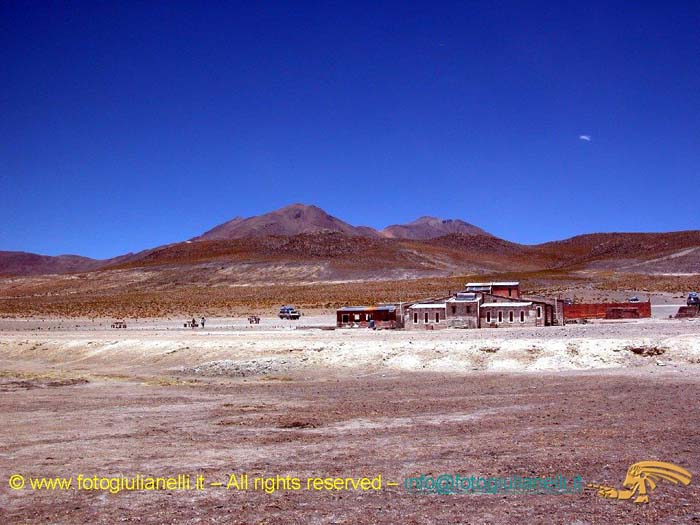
[579, 135, 591, 142]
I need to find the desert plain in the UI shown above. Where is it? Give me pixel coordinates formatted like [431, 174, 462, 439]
[2, 308, 700, 524]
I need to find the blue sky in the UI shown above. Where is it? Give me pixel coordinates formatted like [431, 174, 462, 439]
[1, 1, 699, 259]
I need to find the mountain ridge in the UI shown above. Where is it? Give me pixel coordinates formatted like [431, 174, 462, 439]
[2, 204, 700, 276]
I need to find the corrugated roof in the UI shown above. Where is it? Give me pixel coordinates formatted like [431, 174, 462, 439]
[465, 281, 520, 287]
[480, 302, 532, 308]
[337, 306, 396, 312]
[447, 295, 479, 302]
[409, 303, 447, 309]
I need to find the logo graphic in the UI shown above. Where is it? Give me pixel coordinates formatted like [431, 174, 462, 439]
[588, 461, 691, 504]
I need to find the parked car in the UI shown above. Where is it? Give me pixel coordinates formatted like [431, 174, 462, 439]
[278, 306, 301, 320]
[688, 292, 700, 307]
[628, 296, 640, 303]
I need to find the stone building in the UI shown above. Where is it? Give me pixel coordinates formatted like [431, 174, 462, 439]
[404, 281, 556, 330]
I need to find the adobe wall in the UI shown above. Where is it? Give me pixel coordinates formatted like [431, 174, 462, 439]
[563, 302, 651, 320]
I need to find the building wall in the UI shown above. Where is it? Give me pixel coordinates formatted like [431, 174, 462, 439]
[445, 301, 480, 328]
[337, 309, 398, 328]
[676, 305, 700, 318]
[563, 301, 651, 320]
[491, 285, 521, 299]
[479, 293, 552, 326]
[522, 295, 563, 325]
[405, 307, 447, 330]
[480, 306, 539, 327]
[481, 294, 518, 304]
[447, 316, 480, 328]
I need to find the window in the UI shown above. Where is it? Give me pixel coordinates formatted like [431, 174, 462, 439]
[498, 311, 503, 323]
[536, 306, 542, 319]
[413, 313, 418, 324]
[509, 311, 514, 323]
[451, 305, 456, 314]
[466, 305, 472, 314]
[424, 312, 429, 323]
[435, 312, 440, 323]
[486, 311, 491, 323]
[520, 311, 525, 323]
[508, 288, 512, 297]
[342, 314, 349, 323]
[354, 314, 360, 321]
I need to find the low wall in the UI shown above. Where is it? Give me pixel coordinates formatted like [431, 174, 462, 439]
[675, 306, 700, 318]
[563, 301, 651, 320]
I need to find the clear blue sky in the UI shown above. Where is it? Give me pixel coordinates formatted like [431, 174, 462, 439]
[1, 1, 699, 259]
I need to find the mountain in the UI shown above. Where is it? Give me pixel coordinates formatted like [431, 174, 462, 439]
[381, 216, 491, 239]
[195, 204, 381, 240]
[2, 204, 699, 278]
[536, 231, 700, 273]
[0, 247, 162, 277]
[195, 205, 490, 241]
[107, 231, 540, 275]
[0, 251, 101, 276]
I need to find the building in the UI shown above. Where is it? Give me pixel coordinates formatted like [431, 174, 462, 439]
[480, 301, 541, 327]
[465, 281, 521, 299]
[406, 303, 448, 329]
[445, 293, 480, 328]
[405, 281, 556, 330]
[336, 305, 400, 328]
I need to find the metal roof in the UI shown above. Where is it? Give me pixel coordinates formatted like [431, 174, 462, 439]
[465, 281, 520, 287]
[480, 302, 532, 308]
[409, 303, 447, 309]
[447, 294, 479, 302]
[337, 306, 396, 312]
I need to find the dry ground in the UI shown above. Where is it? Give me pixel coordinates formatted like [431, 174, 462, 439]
[1, 318, 700, 523]
[1, 270, 698, 318]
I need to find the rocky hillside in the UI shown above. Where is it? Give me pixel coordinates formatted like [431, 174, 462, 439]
[381, 216, 490, 239]
[195, 204, 380, 240]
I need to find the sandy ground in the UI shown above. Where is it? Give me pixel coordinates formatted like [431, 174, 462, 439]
[1, 317, 700, 523]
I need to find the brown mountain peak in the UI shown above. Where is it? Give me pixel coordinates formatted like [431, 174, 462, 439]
[381, 216, 491, 239]
[195, 204, 380, 240]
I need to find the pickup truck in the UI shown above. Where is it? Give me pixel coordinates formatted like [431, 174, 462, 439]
[278, 306, 301, 320]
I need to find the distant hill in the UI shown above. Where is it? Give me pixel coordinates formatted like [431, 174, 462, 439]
[0, 248, 159, 277]
[195, 204, 380, 240]
[0, 251, 100, 276]
[536, 231, 700, 273]
[381, 216, 491, 239]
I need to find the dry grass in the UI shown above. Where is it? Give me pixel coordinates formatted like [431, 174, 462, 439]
[0, 269, 696, 318]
